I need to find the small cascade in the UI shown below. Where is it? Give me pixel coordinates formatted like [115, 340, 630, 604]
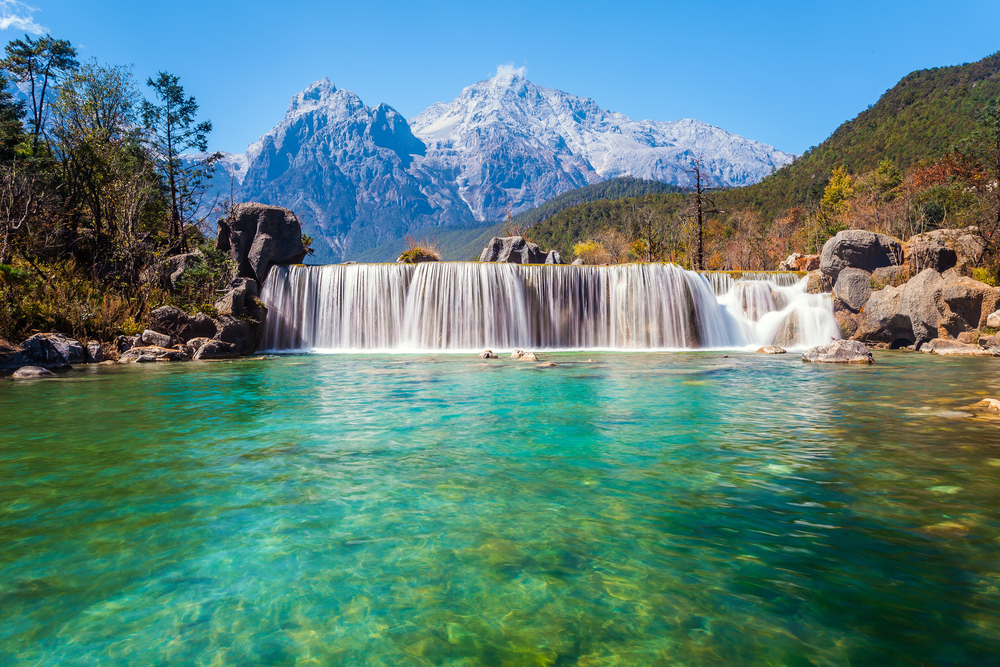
[261, 263, 838, 352]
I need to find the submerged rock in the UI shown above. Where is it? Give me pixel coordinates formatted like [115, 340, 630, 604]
[11, 366, 56, 378]
[537, 362, 558, 368]
[477, 350, 498, 359]
[921, 338, 995, 356]
[756, 345, 786, 354]
[802, 339, 874, 364]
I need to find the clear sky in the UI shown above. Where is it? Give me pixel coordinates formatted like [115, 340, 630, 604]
[2, 0, 998, 156]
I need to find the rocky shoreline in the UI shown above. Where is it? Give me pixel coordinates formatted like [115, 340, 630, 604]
[2, 202, 306, 377]
[791, 228, 1000, 357]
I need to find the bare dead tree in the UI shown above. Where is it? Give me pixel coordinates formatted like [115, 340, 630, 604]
[684, 156, 720, 270]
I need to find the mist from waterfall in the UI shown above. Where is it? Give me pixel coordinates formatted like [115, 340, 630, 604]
[260, 263, 839, 352]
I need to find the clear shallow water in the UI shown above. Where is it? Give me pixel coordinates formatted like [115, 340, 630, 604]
[2, 352, 1000, 666]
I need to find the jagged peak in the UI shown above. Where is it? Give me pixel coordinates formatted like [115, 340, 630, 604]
[288, 77, 343, 114]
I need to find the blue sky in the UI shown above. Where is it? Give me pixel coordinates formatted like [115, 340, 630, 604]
[2, 0, 999, 156]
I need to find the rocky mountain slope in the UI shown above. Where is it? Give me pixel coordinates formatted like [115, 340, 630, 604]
[197, 71, 795, 262]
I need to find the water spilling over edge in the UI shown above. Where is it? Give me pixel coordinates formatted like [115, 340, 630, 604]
[260, 263, 839, 352]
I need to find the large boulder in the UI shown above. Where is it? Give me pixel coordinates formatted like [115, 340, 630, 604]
[820, 230, 903, 283]
[899, 269, 945, 346]
[192, 340, 240, 360]
[861, 285, 913, 346]
[213, 314, 265, 356]
[480, 236, 563, 264]
[937, 271, 1000, 336]
[21, 333, 83, 367]
[214, 277, 259, 318]
[216, 203, 306, 286]
[905, 228, 986, 272]
[802, 339, 874, 364]
[141, 329, 173, 348]
[85, 341, 104, 363]
[148, 306, 217, 342]
[988, 310, 1000, 329]
[833, 268, 873, 313]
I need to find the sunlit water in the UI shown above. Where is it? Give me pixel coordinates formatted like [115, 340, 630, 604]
[2, 352, 1000, 666]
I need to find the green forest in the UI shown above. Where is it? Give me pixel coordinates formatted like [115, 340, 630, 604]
[529, 51, 1000, 276]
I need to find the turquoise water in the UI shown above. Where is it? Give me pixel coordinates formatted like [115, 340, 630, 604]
[2, 352, 1000, 666]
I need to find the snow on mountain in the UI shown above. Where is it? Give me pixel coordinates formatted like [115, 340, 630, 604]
[189, 69, 795, 261]
[409, 67, 795, 221]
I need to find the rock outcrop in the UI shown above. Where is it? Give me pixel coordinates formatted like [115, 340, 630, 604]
[820, 230, 903, 283]
[921, 338, 996, 356]
[217, 203, 306, 285]
[802, 339, 874, 364]
[19, 333, 82, 368]
[832, 268, 873, 313]
[779, 253, 820, 271]
[858, 268, 1000, 348]
[141, 250, 205, 289]
[480, 236, 563, 265]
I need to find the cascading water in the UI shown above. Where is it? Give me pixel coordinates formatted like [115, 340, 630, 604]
[261, 263, 840, 352]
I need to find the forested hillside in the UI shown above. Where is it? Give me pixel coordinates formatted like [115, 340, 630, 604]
[527, 51, 1000, 275]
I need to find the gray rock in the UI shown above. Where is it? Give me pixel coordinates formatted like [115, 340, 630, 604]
[571, 258, 584, 266]
[11, 366, 56, 378]
[937, 271, 1000, 337]
[756, 345, 786, 354]
[820, 230, 903, 283]
[801, 339, 874, 364]
[192, 339, 239, 360]
[217, 202, 306, 285]
[85, 341, 104, 363]
[1, 336, 32, 371]
[511, 349, 526, 359]
[21, 333, 81, 367]
[480, 236, 550, 264]
[214, 277, 260, 318]
[114, 334, 142, 354]
[477, 350, 498, 359]
[141, 329, 173, 348]
[833, 268, 873, 313]
[921, 338, 994, 356]
[872, 264, 912, 287]
[862, 285, 912, 345]
[900, 269, 944, 346]
[988, 310, 1000, 328]
[186, 337, 212, 350]
[544, 250, 563, 265]
[805, 270, 826, 295]
[117, 345, 188, 363]
[908, 235, 957, 273]
[149, 306, 218, 342]
[214, 314, 265, 356]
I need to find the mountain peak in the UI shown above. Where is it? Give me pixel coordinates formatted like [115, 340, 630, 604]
[490, 64, 528, 87]
[288, 78, 340, 114]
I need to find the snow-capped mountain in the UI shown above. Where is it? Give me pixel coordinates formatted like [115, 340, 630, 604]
[409, 65, 795, 221]
[197, 69, 795, 262]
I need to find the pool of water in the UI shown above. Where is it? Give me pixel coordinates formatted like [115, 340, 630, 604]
[2, 352, 1000, 666]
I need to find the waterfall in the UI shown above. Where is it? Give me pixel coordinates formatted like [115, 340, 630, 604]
[261, 263, 839, 352]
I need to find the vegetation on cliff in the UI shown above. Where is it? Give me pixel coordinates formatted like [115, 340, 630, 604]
[0, 34, 228, 342]
[528, 52, 1000, 278]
